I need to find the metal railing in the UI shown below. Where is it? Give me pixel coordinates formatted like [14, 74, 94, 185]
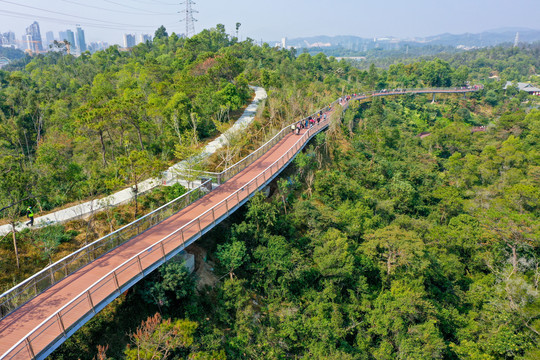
[172, 103, 338, 186]
[0, 86, 483, 359]
[0, 94, 334, 322]
[0, 86, 480, 320]
[173, 86, 483, 186]
[348, 85, 483, 101]
[1, 109, 330, 360]
[0, 180, 211, 319]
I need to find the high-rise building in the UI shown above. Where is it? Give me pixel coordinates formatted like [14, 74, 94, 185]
[123, 34, 136, 48]
[1, 31, 16, 47]
[59, 31, 67, 42]
[23, 34, 34, 52]
[88, 41, 109, 53]
[7, 31, 16, 45]
[45, 31, 55, 47]
[3, 31, 16, 46]
[25, 21, 43, 52]
[76, 26, 87, 52]
[66, 30, 76, 49]
[139, 34, 152, 44]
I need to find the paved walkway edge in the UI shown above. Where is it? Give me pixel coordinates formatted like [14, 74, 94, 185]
[0, 86, 267, 236]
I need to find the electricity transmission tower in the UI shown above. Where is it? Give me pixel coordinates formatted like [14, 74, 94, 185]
[179, 0, 198, 38]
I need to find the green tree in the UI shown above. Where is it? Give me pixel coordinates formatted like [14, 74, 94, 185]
[216, 240, 247, 280]
[362, 225, 427, 283]
[422, 59, 452, 87]
[154, 26, 168, 40]
[125, 313, 197, 360]
[116, 149, 162, 217]
[33, 225, 74, 265]
[0, 155, 33, 269]
[140, 260, 194, 309]
[313, 228, 355, 281]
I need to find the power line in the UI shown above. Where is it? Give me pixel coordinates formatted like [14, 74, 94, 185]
[100, 0, 172, 14]
[0, 0, 167, 28]
[0, 9, 178, 31]
[129, 0, 178, 5]
[60, 0, 176, 16]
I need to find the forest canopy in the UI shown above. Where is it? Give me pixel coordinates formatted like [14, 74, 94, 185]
[0, 25, 538, 360]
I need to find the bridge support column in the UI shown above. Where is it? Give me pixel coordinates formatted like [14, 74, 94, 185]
[432, 93, 436, 103]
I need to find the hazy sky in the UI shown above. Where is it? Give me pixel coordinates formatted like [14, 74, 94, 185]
[1, 0, 539, 45]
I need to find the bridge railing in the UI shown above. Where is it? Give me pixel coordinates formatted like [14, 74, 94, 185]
[350, 85, 483, 100]
[0, 86, 480, 321]
[1, 86, 484, 359]
[173, 87, 482, 185]
[173, 103, 337, 185]
[0, 180, 211, 319]
[1, 111, 329, 360]
[0, 100, 334, 322]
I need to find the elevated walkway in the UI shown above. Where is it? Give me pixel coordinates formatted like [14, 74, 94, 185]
[0, 86, 482, 359]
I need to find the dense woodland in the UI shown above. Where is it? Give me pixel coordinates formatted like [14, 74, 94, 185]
[0, 25, 539, 359]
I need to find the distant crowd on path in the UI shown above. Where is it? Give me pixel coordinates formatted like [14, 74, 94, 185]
[291, 110, 327, 135]
[339, 95, 353, 105]
[290, 84, 483, 139]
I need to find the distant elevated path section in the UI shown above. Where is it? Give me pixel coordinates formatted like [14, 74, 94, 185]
[0, 86, 482, 360]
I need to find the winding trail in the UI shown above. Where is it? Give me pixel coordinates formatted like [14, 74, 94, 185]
[0, 86, 267, 237]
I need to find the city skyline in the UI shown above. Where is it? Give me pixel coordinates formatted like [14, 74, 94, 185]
[1, 21, 153, 54]
[0, 0, 539, 46]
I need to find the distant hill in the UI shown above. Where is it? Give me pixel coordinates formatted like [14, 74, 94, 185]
[421, 28, 540, 47]
[274, 28, 540, 51]
[0, 46, 25, 61]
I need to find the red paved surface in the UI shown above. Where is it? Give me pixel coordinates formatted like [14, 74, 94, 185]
[0, 88, 480, 359]
[0, 111, 331, 359]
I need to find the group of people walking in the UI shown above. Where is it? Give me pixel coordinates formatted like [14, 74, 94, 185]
[290, 111, 326, 135]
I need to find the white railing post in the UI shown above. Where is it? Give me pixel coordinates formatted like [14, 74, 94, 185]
[160, 242, 166, 261]
[113, 272, 121, 293]
[87, 291, 95, 313]
[26, 338, 36, 359]
[56, 313, 67, 336]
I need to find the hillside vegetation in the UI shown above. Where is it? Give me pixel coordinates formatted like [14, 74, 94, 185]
[54, 88, 540, 360]
[0, 26, 538, 359]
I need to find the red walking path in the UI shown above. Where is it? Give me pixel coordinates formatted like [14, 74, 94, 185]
[0, 87, 481, 359]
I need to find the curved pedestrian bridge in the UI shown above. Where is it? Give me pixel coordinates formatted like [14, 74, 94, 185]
[0, 86, 481, 360]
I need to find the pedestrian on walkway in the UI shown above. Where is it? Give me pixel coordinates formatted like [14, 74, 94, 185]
[26, 206, 34, 226]
[296, 123, 301, 135]
[291, 123, 296, 133]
